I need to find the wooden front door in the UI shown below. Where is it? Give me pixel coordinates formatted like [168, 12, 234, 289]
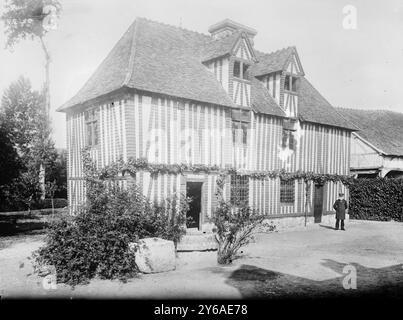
[186, 182, 202, 229]
[313, 184, 324, 223]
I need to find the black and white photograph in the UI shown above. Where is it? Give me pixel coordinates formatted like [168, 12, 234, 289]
[0, 0, 402, 314]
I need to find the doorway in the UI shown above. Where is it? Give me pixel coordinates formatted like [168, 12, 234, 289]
[186, 182, 202, 229]
[313, 184, 324, 223]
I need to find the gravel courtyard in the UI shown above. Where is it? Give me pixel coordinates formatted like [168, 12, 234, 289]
[1, 220, 403, 299]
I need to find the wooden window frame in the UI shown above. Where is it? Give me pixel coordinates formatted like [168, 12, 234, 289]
[284, 74, 298, 93]
[232, 120, 248, 146]
[282, 129, 296, 150]
[233, 60, 250, 80]
[85, 108, 99, 147]
[230, 174, 249, 206]
[280, 179, 295, 204]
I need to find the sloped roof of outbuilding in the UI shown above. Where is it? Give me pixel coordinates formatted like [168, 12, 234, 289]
[335, 108, 403, 155]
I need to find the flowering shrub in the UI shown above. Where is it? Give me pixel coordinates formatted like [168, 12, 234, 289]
[34, 183, 189, 286]
[212, 201, 275, 264]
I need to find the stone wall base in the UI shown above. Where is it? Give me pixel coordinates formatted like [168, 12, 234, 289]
[199, 213, 350, 234]
[258, 213, 350, 232]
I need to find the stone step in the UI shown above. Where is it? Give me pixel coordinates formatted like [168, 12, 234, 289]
[185, 227, 203, 235]
[177, 233, 218, 252]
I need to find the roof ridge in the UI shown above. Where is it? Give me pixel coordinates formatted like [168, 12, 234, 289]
[258, 46, 296, 57]
[336, 106, 403, 115]
[123, 19, 139, 86]
[136, 16, 211, 40]
[56, 21, 136, 112]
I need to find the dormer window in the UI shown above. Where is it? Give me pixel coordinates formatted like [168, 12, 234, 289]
[234, 61, 241, 78]
[242, 63, 249, 79]
[233, 60, 249, 80]
[284, 74, 298, 92]
[85, 108, 99, 147]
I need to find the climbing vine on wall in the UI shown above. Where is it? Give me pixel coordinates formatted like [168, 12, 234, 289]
[81, 148, 358, 230]
[81, 148, 354, 199]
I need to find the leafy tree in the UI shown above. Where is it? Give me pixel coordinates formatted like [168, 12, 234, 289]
[0, 123, 23, 211]
[45, 180, 57, 213]
[0, 77, 58, 211]
[0, 123, 21, 186]
[2, 0, 62, 197]
[1, 77, 46, 153]
[1, 76, 55, 163]
[46, 148, 67, 198]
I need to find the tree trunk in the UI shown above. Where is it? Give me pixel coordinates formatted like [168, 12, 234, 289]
[39, 164, 46, 200]
[39, 37, 51, 200]
[217, 243, 231, 264]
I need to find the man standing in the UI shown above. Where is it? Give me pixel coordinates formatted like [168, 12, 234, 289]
[333, 193, 348, 230]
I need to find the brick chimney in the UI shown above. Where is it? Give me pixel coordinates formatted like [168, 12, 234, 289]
[208, 19, 257, 44]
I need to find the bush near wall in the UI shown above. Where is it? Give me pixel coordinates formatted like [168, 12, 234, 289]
[34, 184, 188, 286]
[349, 178, 403, 221]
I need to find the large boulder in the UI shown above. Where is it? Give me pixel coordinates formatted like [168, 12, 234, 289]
[129, 237, 176, 273]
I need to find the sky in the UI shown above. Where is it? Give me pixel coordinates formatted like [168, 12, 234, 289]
[0, 0, 402, 148]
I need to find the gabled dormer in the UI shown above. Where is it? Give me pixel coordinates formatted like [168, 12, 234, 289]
[203, 20, 257, 109]
[230, 33, 257, 108]
[281, 48, 304, 118]
[252, 47, 304, 118]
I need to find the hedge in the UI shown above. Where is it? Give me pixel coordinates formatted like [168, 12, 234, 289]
[33, 198, 68, 210]
[0, 198, 68, 212]
[349, 178, 403, 221]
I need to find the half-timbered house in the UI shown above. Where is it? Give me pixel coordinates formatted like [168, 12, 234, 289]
[58, 18, 357, 230]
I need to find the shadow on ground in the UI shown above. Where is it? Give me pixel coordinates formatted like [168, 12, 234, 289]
[226, 260, 403, 299]
[319, 224, 336, 230]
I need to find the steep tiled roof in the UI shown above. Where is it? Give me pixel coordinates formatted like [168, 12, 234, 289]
[58, 22, 136, 110]
[58, 18, 235, 111]
[201, 32, 241, 62]
[250, 47, 296, 77]
[335, 108, 403, 156]
[58, 17, 357, 131]
[298, 77, 358, 130]
[250, 79, 285, 117]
